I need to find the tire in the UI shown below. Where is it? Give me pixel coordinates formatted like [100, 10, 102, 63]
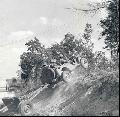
[41, 67, 55, 85]
[80, 58, 89, 69]
[18, 101, 33, 116]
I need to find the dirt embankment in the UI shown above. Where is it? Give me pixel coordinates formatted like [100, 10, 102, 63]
[1, 64, 118, 116]
[32, 65, 119, 116]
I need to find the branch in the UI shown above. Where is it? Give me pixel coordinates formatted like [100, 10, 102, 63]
[65, 2, 109, 13]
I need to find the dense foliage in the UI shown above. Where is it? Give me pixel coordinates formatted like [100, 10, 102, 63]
[100, 0, 119, 58]
[19, 21, 118, 90]
[19, 29, 95, 82]
[20, 37, 49, 81]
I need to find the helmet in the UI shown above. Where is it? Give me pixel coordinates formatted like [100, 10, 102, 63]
[61, 67, 71, 72]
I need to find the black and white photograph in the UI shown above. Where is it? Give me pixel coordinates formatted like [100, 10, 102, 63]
[0, 0, 119, 116]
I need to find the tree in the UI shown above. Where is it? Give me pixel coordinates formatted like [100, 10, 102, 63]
[100, 0, 119, 58]
[20, 37, 46, 81]
[49, 33, 77, 64]
[49, 32, 95, 67]
[25, 37, 46, 56]
[65, 1, 109, 15]
[20, 52, 43, 81]
[65, 0, 119, 56]
[94, 51, 109, 70]
[82, 23, 94, 52]
[50, 43, 63, 60]
[60, 33, 76, 59]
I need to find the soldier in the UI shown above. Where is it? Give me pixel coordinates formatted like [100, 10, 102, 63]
[40, 61, 59, 88]
[40, 62, 50, 85]
[61, 67, 71, 83]
[49, 59, 61, 84]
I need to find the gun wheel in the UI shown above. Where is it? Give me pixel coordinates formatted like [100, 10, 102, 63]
[18, 101, 33, 116]
[80, 57, 89, 69]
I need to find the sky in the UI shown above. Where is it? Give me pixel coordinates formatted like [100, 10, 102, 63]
[0, 0, 110, 80]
